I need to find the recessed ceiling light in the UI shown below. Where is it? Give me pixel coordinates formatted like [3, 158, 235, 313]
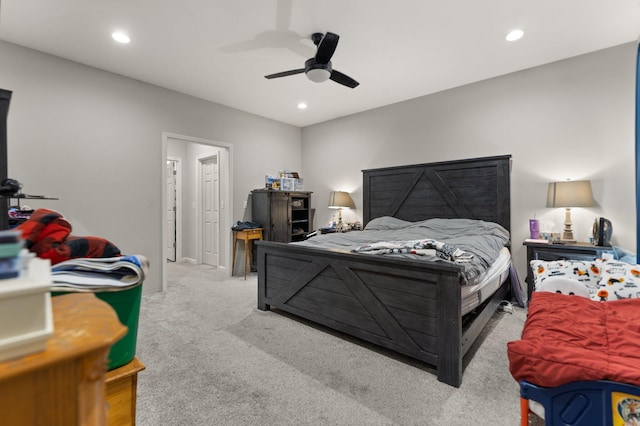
[112, 32, 130, 44]
[298, 102, 307, 110]
[506, 29, 524, 42]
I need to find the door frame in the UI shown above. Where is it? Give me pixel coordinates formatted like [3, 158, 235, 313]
[161, 132, 233, 292]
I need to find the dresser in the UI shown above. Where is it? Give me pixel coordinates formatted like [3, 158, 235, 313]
[251, 190, 312, 242]
[0, 293, 127, 426]
[523, 241, 616, 301]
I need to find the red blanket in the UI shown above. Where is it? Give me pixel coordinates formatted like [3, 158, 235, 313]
[507, 292, 640, 388]
[16, 208, 121, 265]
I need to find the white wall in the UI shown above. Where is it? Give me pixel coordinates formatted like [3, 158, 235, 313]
[302, 43, 636, 285]
[0, 40, 302, 294]
[2, 38, 635, 295]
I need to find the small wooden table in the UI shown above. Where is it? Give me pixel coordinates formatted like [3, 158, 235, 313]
[232, 228, 263, 279]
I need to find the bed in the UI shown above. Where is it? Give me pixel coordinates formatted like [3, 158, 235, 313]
[509, 259, 640, 425]
[256, 155, 512, 387]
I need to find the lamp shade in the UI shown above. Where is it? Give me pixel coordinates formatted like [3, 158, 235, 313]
[328, 191, 355, 209]
[546, 180, 594, 208]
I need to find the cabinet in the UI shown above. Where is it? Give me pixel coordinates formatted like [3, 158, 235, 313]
[252, 190, 312, 242]
[523, 241, 616, 302]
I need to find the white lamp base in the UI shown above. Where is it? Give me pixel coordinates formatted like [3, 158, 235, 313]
[335, 209, 348, 232]
[561, 208, 577, 243]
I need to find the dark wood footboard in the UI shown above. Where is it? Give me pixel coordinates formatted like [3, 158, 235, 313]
[257, 240, 500, 387]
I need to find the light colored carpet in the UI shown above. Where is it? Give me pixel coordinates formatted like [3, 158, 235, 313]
[135, 262, 526, 425]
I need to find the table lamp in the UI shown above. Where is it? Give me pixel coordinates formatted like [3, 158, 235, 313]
[328, 191, 355, 232]
[546, 180, 594, 243]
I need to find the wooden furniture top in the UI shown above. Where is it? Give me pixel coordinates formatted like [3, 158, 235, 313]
[0, 293, 127, 381]
[106, 355, 145, 382]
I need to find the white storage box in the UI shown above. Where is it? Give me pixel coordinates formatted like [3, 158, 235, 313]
[278, 177, 295, 191]
[0, 257, 53, 362]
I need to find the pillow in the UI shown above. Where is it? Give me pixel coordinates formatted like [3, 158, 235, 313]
[591, 261, 640, 302]
[536, 276, 592, 298]
[530, 259, 602, 292]
[363, 216, 411, 231]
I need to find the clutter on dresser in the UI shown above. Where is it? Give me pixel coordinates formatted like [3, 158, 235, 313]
[50, 255, 149, 291]
[264, 170, 304, 191]
[0, 177, 59, 229]
[7, 208, 146, 369]
[0, 229, 24, 279]
[49, 254, 148, 370]
[15, 208, 121, 265]
[592, 216, 613, 246]
[231, 220, 261, 231]
[0, 229, 53, 362]
[8, 206, 34, 228]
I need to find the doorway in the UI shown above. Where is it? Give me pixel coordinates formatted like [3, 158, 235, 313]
[199, 153, 220, 266]
[162, 132, 233, 292]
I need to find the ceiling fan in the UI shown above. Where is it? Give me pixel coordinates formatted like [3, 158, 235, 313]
[264, 32, 359, 88]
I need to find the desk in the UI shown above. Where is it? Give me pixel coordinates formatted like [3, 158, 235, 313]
[232, 228, 263, 279]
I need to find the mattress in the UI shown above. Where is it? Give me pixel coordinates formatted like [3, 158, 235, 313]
[461, 246, 511, 315]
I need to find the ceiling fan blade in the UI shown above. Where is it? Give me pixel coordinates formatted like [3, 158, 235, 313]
[330, 70, 359, 88]
[264, 68, 305, 79]
[315, 32, 339, 64]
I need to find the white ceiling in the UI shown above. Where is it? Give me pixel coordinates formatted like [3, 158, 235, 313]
[1, 0, 639, 127]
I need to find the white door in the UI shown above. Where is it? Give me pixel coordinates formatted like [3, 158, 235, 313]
[201, 155, 220, 266]
[165, 160, 177, 262]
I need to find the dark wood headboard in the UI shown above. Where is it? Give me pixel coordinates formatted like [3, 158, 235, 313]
[362, 155, 511, 231]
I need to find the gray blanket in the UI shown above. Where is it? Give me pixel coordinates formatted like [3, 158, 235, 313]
[292, 216, 510, 283]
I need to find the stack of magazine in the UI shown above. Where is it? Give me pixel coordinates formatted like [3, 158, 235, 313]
[50, 255, 149, 291]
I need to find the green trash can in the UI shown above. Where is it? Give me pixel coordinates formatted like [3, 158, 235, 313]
[53, 282, 143, 370]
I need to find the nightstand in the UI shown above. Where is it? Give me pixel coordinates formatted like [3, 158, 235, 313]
[523, 241, 615, 302]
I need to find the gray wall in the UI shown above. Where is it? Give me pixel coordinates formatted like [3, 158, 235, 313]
[0, 40, 302, 294]
[302, 43, 636, 287]
[1, 38, 636, 296]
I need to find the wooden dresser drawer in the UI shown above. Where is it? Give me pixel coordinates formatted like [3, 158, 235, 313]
[245, 229, 263, 239]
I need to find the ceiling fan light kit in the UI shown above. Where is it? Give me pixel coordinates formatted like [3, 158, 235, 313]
[305, 60, 331, 83]
[265, 32, 359, 88]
